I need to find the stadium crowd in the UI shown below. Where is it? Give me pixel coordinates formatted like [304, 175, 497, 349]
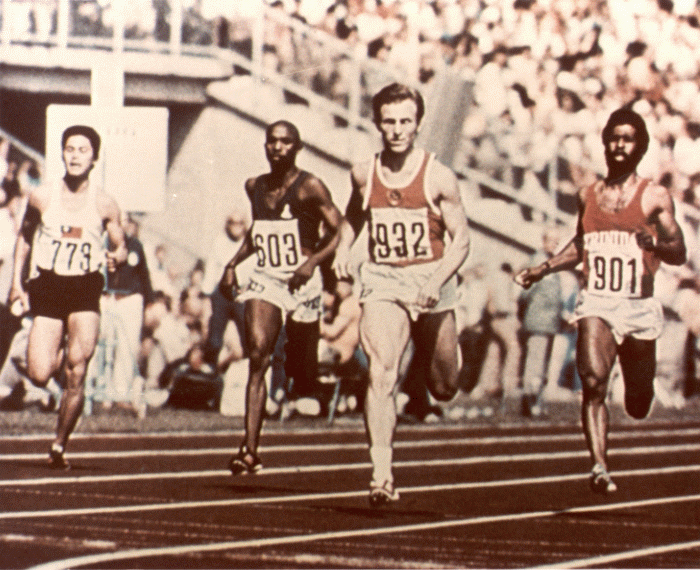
[12, 0, 700, 212]
[2, 0, 700, 420]
[1, 131, 699, 420]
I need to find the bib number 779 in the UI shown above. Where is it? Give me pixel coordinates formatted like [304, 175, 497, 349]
[51, 239, 93, 274]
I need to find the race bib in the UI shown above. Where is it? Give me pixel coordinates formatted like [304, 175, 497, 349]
[35, 226, 101, 276]
[370, 207, 434, 264]
[251, 219, 302, 271]
[584, 231, 644, 298]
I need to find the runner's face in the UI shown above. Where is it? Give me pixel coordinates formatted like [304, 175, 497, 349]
[377, 100, 420, 154]
[63, 135, 95, 177]
[265, 125, 299, 167]
[606, 124, 638, 167]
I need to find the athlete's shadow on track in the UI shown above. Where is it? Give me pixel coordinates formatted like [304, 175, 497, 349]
[0, 460, 90, 473]
[309, 502, 438, 519]
[213, 482, 304, 495]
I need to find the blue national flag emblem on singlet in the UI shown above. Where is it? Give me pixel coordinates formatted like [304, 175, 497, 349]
[61, 226, 83, 239]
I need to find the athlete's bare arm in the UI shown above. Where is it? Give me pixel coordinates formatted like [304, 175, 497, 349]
[218, 178, 258, 297]
[332, 161, 370, 280]
[417, 161, 470, 308]
[638, 183, 686, 265]
[97, 191, 127, 270]
[288, 175, 343, 292]
[515, 187, 587, 289]
[8, 187, 50, 309]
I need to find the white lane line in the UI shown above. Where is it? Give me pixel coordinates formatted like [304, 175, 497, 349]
[2, 425, 699, 442]
[3, 431, 700, 463]
[2, 463, 700, 521]
[2, 441, 700, 487]
[25, 493, 700, 570]
[528, 539, 700, 569]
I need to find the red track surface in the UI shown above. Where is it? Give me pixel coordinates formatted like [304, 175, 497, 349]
[1, 419, 700, 569]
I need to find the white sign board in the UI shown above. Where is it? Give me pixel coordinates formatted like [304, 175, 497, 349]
[46, 105, 168, 212]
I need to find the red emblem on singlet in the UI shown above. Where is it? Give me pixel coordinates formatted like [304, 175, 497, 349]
[386, 189, 402, 206]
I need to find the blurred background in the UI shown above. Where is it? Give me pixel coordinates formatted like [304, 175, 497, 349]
[1, 0, 699, 421]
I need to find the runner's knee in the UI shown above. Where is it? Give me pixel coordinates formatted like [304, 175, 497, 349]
[27, 354, 57, 387]
[27, 365, 52, 388]
[581, 375, 607, 403]
[368, 362, 398, 397]
[429, 367, 459, 401]
[430, 381, 457, 401]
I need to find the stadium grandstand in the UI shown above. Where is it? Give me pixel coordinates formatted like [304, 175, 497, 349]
[1, 0, 700, 409]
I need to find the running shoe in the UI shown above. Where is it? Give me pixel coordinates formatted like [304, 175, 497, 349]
[589, 463, 617, 494]
[369, 480, 399, 507]
[48, 443, 70, 470]
[229, 446, 262, 475]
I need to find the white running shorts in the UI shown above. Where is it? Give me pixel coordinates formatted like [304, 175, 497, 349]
[570, 290, 663, 344]
[236, 267, 322, 323]
[358, 260, 458, 321]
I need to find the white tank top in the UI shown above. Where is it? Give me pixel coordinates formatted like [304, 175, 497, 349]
[31, 180, 106, 277]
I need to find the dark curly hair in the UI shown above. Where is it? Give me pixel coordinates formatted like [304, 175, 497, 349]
[601, 107, 649, 158]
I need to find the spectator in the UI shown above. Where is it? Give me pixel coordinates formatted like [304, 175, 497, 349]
[16, 159, 42, 197]
[141, 291, 194, 396]
[317, 279, 367, 416]
[519, 227, 564, 417]
[201, 210, 248, 371]
[1, 161, 21, 207]
[0, 200, 18, 306]
[97, 214, 154, 413]
[472, 261, 521, 401]
[543, 269, 583, 400]
[0, 138, 9, 185]
[148, 243, 178, 303]
[473, 45, 509, 120]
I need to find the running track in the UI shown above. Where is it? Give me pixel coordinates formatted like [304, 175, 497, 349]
[1, 419, 700, 569]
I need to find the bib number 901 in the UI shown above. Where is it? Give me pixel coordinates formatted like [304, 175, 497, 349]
[591, 254, 639, 297]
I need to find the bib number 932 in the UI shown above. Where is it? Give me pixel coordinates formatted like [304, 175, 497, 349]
[370, 207, 433, 264]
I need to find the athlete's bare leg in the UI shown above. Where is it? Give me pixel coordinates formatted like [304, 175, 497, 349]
[360, 300, 411, 486]
[411, 310, 460, 402]
[55, 311, 100, 448]
[576, 317, 618, 471]
[242, 298, 283, 455]
[618, 337, 656, 419]
[26, 316, 64, 388]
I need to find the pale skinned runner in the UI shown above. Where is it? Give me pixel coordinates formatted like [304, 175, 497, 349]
[334, 83, 470, 506]
[9, 126, 126, 469]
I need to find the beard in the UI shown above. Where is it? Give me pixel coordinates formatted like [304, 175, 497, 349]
[604, 148, 642, 182]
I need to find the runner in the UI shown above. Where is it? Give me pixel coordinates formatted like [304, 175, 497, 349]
[8, 125, 127, 469]
[219, 120, 342, 474]
[515, 107, 687, 493]
[334, 83, 470, 506]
